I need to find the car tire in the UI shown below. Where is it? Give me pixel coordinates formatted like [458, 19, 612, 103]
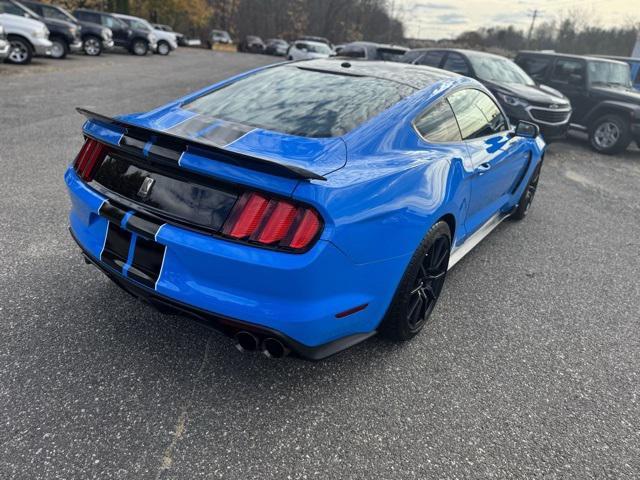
[50, 37, 68, 59]
[589, 114, 631, 154]
[131, 39, 148, 56]
[511, 161, 542, 221]
[6, 36, 32, 65]
[157, 40, 171, 56]
[379, 221, 451, 341]
[83, 36, 102, 56]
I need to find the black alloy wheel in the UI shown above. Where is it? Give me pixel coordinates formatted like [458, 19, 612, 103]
[406, 236, 449, 332]
[380, 221, 451, 341]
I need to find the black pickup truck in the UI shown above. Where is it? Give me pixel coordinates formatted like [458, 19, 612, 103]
[516, 51, 640, 154]
[21, 0, 113, 56]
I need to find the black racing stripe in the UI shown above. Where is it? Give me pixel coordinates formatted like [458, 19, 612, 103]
[126, 214, 162, 239]
[101, 222, 131, 274]
[128, 236, 166, 288]
[99, 203, 126, 227]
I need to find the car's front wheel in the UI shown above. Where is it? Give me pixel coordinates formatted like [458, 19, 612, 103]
[589, 114, 631, 154]
[50, 37, 68, 59]
[6, 36, 32, 65]
[83, 36, 102, 56]
[379, 221, 451, 341]
[157, 40, 171, 55]
[131, 39, 148, 56]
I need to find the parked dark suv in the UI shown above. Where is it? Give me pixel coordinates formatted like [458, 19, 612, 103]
[1, 0, 81, 59]
[516, 51, 640, 154]
[20, 0, 113, 56]
[73, 8, 156, 56]
[402, 48, 572, 141]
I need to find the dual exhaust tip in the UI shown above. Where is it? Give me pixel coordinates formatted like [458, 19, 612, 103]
[234, 331, 290, 358]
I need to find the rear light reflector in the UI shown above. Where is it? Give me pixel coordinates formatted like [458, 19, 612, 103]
[222, 192, 322, 252]
[73, 138, 108, 181]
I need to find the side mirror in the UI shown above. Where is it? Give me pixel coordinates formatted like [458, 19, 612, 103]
[515, 120, 539, 138]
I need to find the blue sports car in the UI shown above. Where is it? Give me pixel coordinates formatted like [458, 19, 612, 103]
[65, 59, 545, 359]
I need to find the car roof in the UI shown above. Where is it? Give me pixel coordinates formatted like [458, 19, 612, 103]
[517, 50, 629, 65]
[295, 40, 328, 47]
[294, 58, 459, 90]
[407, 47, 505, 59]
[592, 54, 640, 63]
[346, 41, 408, 51]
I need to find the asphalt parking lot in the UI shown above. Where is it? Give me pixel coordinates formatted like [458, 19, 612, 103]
[1, 48, 639, 479]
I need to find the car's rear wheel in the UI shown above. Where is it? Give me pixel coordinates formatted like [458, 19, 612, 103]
[589, 114, 631, 154]
[379, 221, 451, 341]
[131, 39, 148, 56]
[50, 37, 68, 59]
[83, 36, 102, 56]
[511, 162, 542, 221]
[6, 37, 32, 65]
[157, 40, 170, 55]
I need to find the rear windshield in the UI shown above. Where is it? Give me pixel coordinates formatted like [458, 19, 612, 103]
[183, 66, 415, 137]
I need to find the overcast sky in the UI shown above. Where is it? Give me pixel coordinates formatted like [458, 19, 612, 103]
[395, 0, 638, 39]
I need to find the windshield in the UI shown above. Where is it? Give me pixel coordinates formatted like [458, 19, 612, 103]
[124, 17, 152, 31]
[588, 61, 632, 87]
[378, 48, 407, 62]
[467, 53, 535, 85]
[183, 65, 415, 137]
[306, 43, 331, 54]
[2, 0, 40, 18]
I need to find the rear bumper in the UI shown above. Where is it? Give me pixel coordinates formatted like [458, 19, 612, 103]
[65, 167, 403, 357]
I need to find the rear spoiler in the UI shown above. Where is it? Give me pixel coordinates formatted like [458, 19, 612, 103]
[76, 108, 327, 181]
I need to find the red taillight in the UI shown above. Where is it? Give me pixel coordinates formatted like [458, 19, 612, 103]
[73, 138, 108, 181]
[222, 192, 322, 251]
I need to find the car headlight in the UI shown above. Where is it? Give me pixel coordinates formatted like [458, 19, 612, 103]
[69, 27, 77, 36]
[499, 93, 529, 108]
[102, 28, 112, 40]
[33, 28, 48, 39]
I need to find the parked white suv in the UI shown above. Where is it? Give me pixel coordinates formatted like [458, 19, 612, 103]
[0, 24, 10, 60]
[287, 40, 332, 61]
[0, 11, 51, 64]
[114, 13, 176, 55]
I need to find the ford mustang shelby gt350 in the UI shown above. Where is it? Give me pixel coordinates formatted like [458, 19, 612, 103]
[65, 59, 545, 359]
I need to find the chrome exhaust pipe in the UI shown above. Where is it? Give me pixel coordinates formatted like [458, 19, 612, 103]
[234, 331, 259, 352]
[261, 337, 290, 359]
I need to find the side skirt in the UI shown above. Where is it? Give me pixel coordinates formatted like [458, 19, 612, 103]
[448, 212, 510, 270]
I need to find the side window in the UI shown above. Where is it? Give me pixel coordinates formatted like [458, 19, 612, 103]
[24, 3, 44, 15]
[78, 11, 100, 24]
[634, 65, 640, 84]
[102, 15, 121, 29]
[295, 42, 307, 50]
[417, 51, 444, 67]
[414, 99, 462, 143]
[341, 46, 366, 58]
[448, 89, 507, 140]
[518, 56, 551, 82]
[551, 59, 585, 84]
[442, 53, 470, 75]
